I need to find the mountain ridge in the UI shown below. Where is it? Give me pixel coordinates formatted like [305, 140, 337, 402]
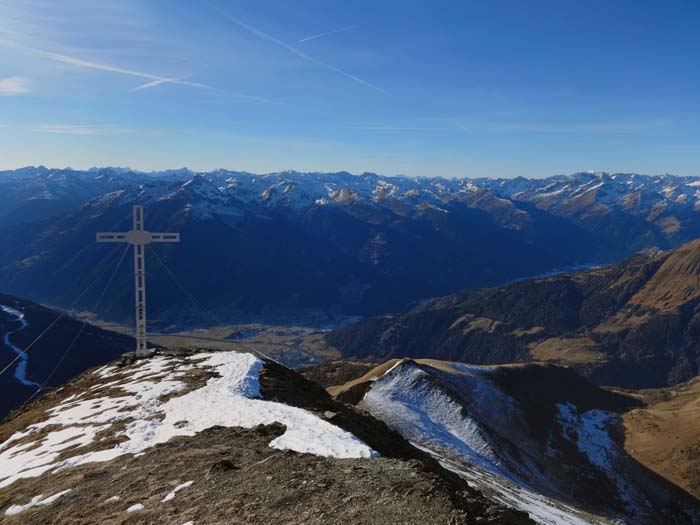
[319, 357, 699, 524]
[0, 349, 529, 524]
[326, 238, 700, 389]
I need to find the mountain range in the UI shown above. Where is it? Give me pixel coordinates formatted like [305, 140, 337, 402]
[4, 167, 700, 325]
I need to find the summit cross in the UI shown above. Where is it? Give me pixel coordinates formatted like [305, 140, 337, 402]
[96, 205, 180, 355]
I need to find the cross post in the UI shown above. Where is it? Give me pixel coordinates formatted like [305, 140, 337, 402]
[97, 205, 180, 355]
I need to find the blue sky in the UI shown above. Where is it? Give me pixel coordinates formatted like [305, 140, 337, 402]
[0, 0, 698, 178]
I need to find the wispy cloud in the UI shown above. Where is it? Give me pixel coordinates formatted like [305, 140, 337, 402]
[299, 25, 358, 43]
[348, 119, 671, 135]
[213, 9, 384, 93]
[39, 50, 162, 81]
[130, 77, 213, 92]
[0, 38, 211, 90]
[0, 76, 29, 95]
[462, 120, 672, 134]
[26, 124, 132, 135]
[348, 125, 452, 131]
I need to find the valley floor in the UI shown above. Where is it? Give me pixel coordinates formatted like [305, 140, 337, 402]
[80, 317, 340, 369]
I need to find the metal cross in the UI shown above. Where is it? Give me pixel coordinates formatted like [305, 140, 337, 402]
[96, 205, 180, 355]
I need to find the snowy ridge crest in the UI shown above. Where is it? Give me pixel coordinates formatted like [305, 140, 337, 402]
[0, 352, 377, 491]
[354, 359, 694, 525]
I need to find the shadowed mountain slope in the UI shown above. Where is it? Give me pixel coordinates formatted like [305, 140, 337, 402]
[326, 240, 700, 388]
[325, 358, 699, 524]
[0, 293, 133, 418]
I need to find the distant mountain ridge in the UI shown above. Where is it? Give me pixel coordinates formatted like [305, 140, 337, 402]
[3, 167, 700, 324]
[326, 239, 700, 389]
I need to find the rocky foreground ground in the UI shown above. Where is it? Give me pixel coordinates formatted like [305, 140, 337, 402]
[0, 350, 530, 524]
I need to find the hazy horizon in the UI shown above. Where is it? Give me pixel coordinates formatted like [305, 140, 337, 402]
[2, 165, 696, 181]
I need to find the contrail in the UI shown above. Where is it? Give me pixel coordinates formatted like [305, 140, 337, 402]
[38, 50, 219, 92]
[24, 47, 214, 92]
[39, 50, 165, 82]
[215, 10, 385, 93]
[299, 25, 357, 43]
[131, 78, 182, 91]
[1, 40, 273, 102]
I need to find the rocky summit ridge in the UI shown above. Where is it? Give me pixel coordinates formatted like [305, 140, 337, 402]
[0, 349, 528, 524]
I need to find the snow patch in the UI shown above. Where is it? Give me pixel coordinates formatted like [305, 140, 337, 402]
[4, 489, 71, 516]
[126, 503, 144, 512]
[162, 480, 194, 502]
[0, 352, 376, 489]
[429, 445, 616, 525]
[556, 403, 637, 510]
[93, 364, 119, 378]
[450, 363, 494, 375]
[145, 353, 377, 459]
[363, 362, 620, 525]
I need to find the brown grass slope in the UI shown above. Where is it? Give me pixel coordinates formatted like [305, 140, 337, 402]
[629, 240, 700, 312]
[623, 377, 700, 498]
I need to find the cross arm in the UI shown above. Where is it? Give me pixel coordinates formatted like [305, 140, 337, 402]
[96, 232, 129, 243]
[150, 233, 180, 243]
[97, 231, 179, 244]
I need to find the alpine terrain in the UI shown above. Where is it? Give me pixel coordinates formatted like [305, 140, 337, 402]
[327, 238, 700, 389]
[316, 358, 700, 524]
[2, 347, 694, 524]
[0, 349, 530, 524]
[4, 169, 700, 325]
[3, 1, 698, 522]
[3, 169, 700, 524]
